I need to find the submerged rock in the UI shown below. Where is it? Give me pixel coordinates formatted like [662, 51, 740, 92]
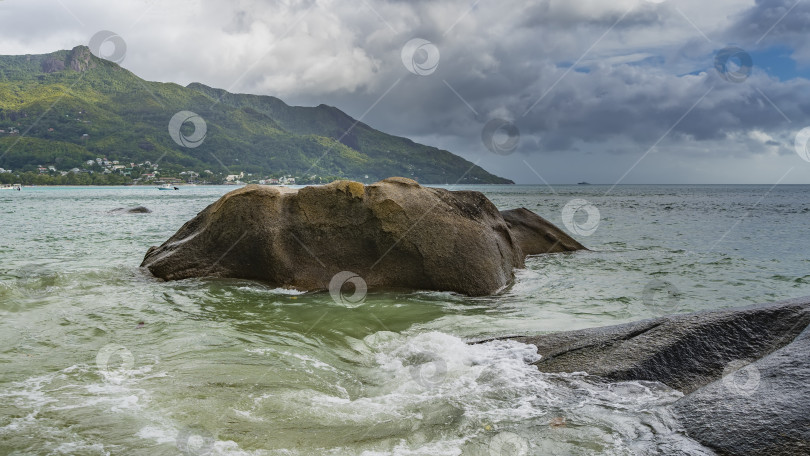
[500, 208, 586, 255]
[512, 297, 810, 393]
[110, 206, 152, 214]
[141, 178, 567, 296]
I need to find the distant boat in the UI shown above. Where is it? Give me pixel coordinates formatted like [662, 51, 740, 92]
[0, 184, 21, 191]
[157, 184, 179, 191]
[577, 182, 591, 185]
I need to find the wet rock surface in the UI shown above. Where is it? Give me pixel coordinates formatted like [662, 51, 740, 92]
[141, 178, 548, 296]
[511, 297, 810, 393]
[506, 297, 810, 456]
[500, 207, 586, 255]
[672, 325, 810, 456]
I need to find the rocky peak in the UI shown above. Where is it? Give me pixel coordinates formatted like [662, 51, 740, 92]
[66, 46, 97, 72]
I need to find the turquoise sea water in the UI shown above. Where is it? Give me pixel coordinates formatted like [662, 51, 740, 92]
[1, 184, 809, 455]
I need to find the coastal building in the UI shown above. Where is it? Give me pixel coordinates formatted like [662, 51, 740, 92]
[225, 172, 245, 182]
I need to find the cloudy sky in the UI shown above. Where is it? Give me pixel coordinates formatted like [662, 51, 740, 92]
[2, 0, 809, 184]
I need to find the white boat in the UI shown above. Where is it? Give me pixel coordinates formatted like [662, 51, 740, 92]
[0, 184, 21, 191]
[157, 184, 179, 191]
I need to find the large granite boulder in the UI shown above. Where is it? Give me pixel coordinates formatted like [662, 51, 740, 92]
[673, 325, 810, 456]
[511, 297, 810, 393]
[500, 208, 586, 254]
[142, 178, 535, 295]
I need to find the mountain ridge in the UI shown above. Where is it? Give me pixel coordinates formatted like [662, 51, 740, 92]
[0, 46, 513, 184]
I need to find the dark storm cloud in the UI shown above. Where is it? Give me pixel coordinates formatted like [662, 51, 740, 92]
[304, 0, 807, 157]
[519, 1, 666, 29]
[300, 0, 810, 179]
[725, 0, 810, 52]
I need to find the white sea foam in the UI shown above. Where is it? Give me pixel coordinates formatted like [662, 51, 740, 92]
[228, 330, 698, 455]
[0, 327, 707, 455]
[236, 285, 307, 295]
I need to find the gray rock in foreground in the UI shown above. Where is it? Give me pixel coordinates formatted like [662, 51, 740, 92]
[512, 297, 810, 393]
[672, 325, 810, 456]
[506, 297, 810, 456]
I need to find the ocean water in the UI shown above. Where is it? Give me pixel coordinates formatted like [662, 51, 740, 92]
[1, 184, 808, 455]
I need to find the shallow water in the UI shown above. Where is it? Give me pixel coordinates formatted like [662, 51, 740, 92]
[1, 184, 808, 455]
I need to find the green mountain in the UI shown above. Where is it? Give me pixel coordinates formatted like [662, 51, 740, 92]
[0, 46, 512, 184]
